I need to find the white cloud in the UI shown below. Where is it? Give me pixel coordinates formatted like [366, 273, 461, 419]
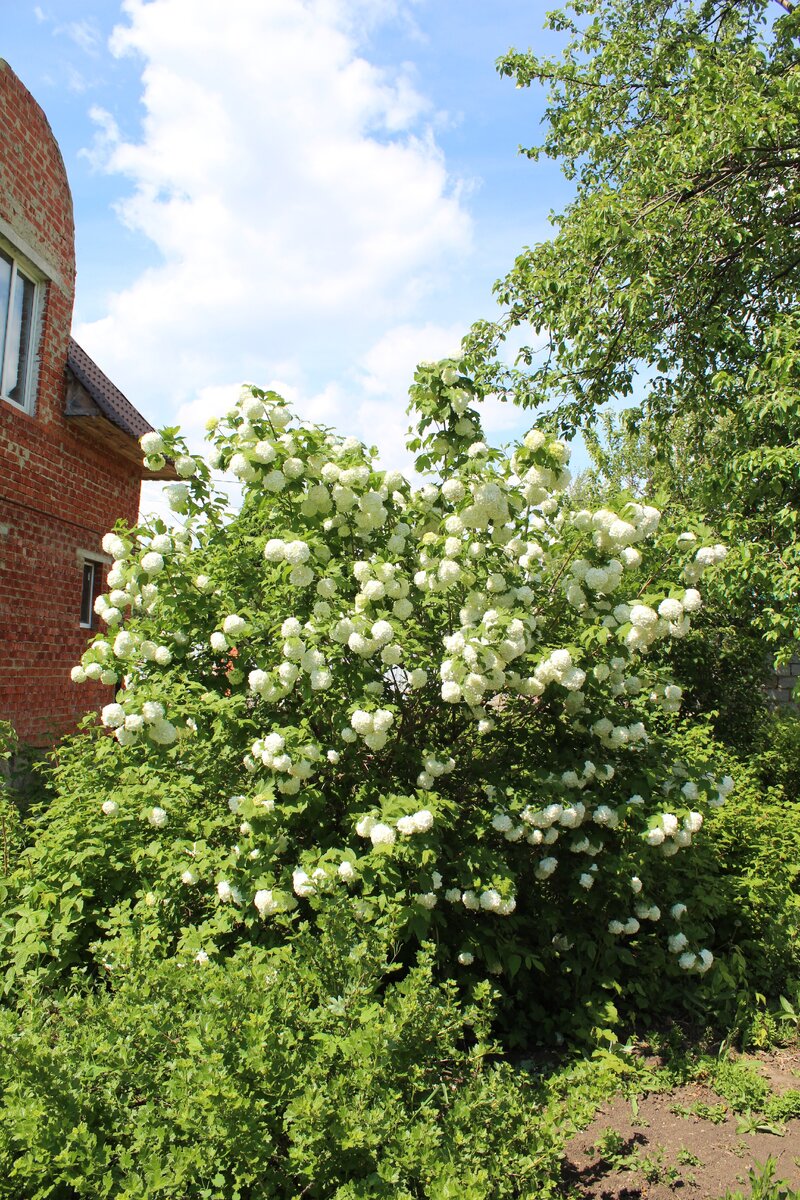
[75, 0, 473, 449]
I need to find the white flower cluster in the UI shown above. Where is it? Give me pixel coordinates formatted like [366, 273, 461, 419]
[250, 730, 322, 795]
[248, 615, 333, 698]
[448, 886, 517, 916]
[416, 752, 455, 790]
[99, 699, 177, 747]
[683, 543, 728, 584]
[396, 809, 435, 835]
[347, 708, 395, 752]
[643, 806, 704, 856]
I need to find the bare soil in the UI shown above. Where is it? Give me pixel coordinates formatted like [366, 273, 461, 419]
[561, 1048, 800, 1199]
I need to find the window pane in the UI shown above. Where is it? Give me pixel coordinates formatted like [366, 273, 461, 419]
[0, 251, 10, 375]
[80, 561, 96, 628]
[5, 268, 35, 404]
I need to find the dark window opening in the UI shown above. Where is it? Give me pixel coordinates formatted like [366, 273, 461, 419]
[80, 560, 97, 629]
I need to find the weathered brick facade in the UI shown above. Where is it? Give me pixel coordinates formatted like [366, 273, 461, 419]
[0, 60, 160, 744]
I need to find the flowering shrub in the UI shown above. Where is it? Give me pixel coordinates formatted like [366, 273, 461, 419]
[7, 361, 735, 1007]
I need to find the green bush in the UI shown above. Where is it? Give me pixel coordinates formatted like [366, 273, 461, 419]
[0, 905, 563, 1199]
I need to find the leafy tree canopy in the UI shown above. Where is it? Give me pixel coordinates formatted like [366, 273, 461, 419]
[466, 0, 800, 652]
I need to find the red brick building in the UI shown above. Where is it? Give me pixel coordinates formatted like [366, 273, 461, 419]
[0, 59, 170, 744]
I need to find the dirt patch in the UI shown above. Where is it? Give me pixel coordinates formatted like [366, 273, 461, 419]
[562, 1049, 800, 1199]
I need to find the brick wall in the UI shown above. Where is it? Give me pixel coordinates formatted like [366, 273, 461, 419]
[0, 60, 142, 744]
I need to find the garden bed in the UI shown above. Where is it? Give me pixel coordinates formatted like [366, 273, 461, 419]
[562, 1048, 800, 1199]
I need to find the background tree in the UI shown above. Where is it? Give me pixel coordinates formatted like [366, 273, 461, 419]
[466, 0, 800, 655]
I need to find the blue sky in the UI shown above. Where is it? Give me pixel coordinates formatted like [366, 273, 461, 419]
[4, 0, 576, 494]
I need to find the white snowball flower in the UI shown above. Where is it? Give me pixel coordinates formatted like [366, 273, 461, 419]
[697, 949, 714, 973]
[629, 604, 658, 629]
[369, 822, 396, 848]
[141, 551, 164, 575]
[479, 889, 502, 911]
[289, 565, 314, 587]
[285, 540, 311, 564]
[101, 799, 118, 816]
[658, 598, 684, 621]
[372, 709, 394, 733]
[355, 814, 376, 838]
[223, 614, 248, 637]
[264, 538, 286, 562]
[210, 631, 228, 653]
[338, 861, 356, 882]
[172, 453, 195, 477]
[416, 892, 438, 909]
[254, 889, 279, 917]
[350, 710, 374, 735]
[682, 588, 702, 612]
[292, 870, 315, 898]
[149, 719, 177, 745]
[249, 669, 268, 693]
[442, 478, 466, 503]
[102, 533, 129, 560]
[140, 431, 165, 456]
[101, 703, 125, 729]
[668, 933, 689, 954]
[535, 857, 558, 880]
[149, 806, 168, 828]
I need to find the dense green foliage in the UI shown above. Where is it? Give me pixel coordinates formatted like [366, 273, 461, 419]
[0, 906, 567, 1199]
[467, 0, 800, 653]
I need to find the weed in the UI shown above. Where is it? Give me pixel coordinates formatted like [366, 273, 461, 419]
[672, 1099, 729, 1124]
[714, 1058, 771, 1113]
[715, 1157, 800, 1199]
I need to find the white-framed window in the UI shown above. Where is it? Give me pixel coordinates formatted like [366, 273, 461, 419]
[76, 549, 111, 631]
[0, 245, 40, 414]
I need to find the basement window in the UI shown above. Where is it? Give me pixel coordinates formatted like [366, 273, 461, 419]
[0, 246, 40, 414]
